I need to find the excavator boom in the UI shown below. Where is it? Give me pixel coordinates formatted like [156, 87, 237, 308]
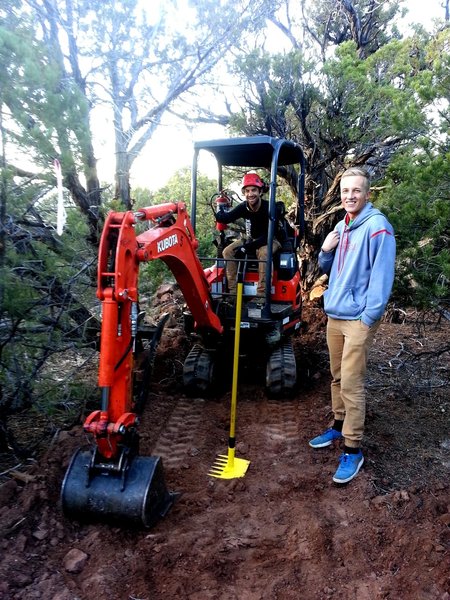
[62, 202, 221, 528]
[95, 202, 222, 426]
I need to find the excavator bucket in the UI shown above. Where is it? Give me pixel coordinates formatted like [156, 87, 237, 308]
[61, 448, 174, 529]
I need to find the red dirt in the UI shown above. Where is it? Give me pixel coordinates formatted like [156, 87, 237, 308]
[0, 303, 449, 600]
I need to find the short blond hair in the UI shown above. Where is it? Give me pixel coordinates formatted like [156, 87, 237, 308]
[340, 167, 371, 192]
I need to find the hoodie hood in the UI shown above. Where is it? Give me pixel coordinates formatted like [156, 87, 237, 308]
[344, 202, 383, 230]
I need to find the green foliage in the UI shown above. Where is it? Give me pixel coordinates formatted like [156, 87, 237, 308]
[151, 167, 218, 255]
[306, 0, 404, 57]
[0, 173, 98, 429]
[0, 8, 90, 171]
[230, 49, 315, 139]
[372, 28, 450, 310]
[133, 168, 219, 297]
[139, 261, 173, 299]
[376, 147, 450, 309]
[320, 38, 430, 144]
[229, 6, 449, 306]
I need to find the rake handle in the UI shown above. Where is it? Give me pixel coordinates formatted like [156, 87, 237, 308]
[229, 278, 243, 443]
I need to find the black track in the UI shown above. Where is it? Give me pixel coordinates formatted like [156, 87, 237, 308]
[265, 338, 297, 397]
[183, 344, 215, 395]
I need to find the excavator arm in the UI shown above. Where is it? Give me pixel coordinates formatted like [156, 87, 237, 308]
[62, 202, 220, 527]
[87, 202, 222, 459]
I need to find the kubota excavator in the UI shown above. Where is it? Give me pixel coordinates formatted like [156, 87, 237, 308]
[61, 136, 306, 528]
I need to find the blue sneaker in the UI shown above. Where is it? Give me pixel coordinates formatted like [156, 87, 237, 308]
[332, 451, 364, 484]
[309, 428, 343, 449]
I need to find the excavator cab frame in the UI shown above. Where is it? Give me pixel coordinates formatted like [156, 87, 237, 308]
[191, 136, 305, 252]
[184, 136, 306, 394]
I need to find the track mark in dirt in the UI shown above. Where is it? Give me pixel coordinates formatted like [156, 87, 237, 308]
[151, 397, 206, 468]
[263, 399, 300, 456]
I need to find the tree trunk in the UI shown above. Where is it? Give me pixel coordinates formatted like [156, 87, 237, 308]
[114, 148, 132, 210]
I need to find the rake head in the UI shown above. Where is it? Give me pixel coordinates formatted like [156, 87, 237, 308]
[208, 452, 250, 479]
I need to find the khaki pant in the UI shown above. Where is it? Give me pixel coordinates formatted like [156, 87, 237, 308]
[326, 317, 380, 447]
[222, 239, 281, 295]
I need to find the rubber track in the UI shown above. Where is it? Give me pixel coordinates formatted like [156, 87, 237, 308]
[266, 339, 297, 397]
[183, 344, 214, 394]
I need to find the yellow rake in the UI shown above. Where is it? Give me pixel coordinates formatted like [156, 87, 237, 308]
[209, 274, 250, 479]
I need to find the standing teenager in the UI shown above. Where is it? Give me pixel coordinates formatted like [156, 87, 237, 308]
[309, 167, 396, 483]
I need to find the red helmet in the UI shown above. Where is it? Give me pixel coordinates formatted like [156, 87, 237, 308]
[241, 172, 264, 192]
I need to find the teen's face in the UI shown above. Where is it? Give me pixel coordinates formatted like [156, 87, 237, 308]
[243, 186, 262, 207]
[340, 175, 370, 218]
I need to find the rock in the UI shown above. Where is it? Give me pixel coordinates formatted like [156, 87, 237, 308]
[14, 572, 33, 587]
[0, 581, 9, 596]
[438, 513, 450, 526]
[33, 528, 48, 541]
[52, 591, 76, 600]
[63, 548, 89, 573]
[16, 534, 27, 552]
[236, 441, 248, 454]
[156, 283, 176, 298]
[0, 479, 18, 505]
[371, 495, 387, 509]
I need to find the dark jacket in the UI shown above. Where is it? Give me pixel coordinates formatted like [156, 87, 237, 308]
[216, 200, 270, 249]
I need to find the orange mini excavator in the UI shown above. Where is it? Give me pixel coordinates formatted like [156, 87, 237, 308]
[61, 136, 306, 528]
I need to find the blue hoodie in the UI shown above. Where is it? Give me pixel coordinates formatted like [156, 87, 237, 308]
[319, 202, 396, 327]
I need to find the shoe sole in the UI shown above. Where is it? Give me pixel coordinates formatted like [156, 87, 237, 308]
[309, 435, 343, 449]
[332, 456, 364, 484]
[309, 440, 333, 448]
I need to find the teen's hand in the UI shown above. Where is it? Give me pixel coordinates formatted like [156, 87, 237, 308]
[321, 230, 340, 253]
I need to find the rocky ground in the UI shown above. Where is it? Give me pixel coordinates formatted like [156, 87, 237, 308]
[0, 300, 449, 600]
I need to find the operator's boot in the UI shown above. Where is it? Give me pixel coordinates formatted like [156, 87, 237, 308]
[265, 323, 281, 346]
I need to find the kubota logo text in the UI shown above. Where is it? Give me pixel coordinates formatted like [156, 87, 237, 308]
[157, 234, 178, 253]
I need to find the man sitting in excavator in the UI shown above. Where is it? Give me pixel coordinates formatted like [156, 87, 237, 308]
[215, 172, 282, 300]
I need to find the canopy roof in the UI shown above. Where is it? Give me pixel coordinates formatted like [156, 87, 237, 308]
[193, 136, 303, 168]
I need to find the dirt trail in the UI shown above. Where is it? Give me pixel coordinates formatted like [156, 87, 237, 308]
[0, 307, 449, 600]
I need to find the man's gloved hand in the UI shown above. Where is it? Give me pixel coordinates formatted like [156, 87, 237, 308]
[234, 246, 247, 259]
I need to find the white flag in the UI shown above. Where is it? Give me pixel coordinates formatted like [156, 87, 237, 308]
[54, 158, 67, 235]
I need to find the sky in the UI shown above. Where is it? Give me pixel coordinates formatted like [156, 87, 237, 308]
[94, 0, 446, 192]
